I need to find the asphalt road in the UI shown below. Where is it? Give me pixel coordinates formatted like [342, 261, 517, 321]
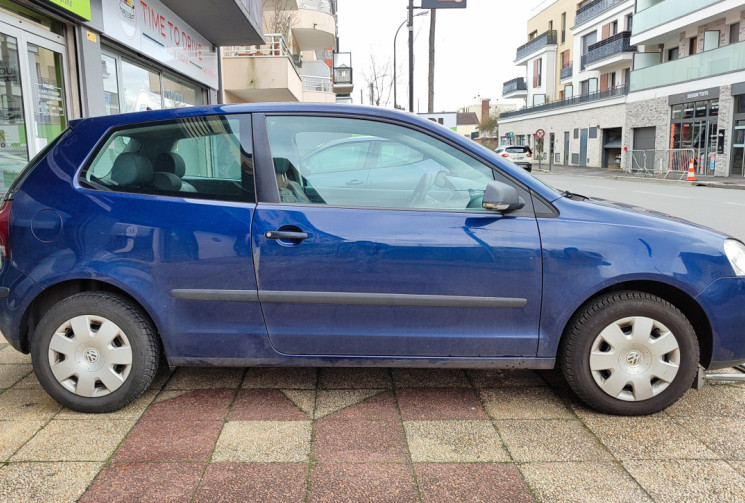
[533, 172, 745, 242]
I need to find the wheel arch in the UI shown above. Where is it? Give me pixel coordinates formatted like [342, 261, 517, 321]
[18, 279, 162, 355]
[561, 280, 713, 368]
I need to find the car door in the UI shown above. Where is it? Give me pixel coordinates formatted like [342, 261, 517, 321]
[252, 114, 543, 358]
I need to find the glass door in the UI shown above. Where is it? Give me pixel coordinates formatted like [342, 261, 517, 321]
[0, 18, 68, 194]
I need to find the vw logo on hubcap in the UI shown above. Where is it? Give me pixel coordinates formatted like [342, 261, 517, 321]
[625, 351, 642, 367]
[83, 348, 99, 364]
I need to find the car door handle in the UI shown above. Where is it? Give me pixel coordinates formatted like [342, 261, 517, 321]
[346, 179, 365, 186]
[265, 230, 309, 241]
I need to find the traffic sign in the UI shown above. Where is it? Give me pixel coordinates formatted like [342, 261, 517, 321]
[535, 129, 545, 139]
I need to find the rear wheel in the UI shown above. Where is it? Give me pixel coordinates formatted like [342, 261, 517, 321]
[30, 292, 160, 413]
[560, 291, 698, 415]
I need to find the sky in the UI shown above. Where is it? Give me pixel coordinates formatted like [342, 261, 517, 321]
[336, 0, 548, 113]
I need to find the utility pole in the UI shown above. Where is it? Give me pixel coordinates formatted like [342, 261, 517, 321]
[408, 0, 414, 112]
[369, 82, 375, 106]
[428, 8, 436, 113]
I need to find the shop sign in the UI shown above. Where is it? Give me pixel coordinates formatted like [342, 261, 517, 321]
[44, 0, 91, 20]
[34, 82, 65, 120]
[669, 87, 720, 105]
[102, 0, 218, 89]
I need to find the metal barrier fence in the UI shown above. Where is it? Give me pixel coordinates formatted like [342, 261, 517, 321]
[626, 149, 696, 179]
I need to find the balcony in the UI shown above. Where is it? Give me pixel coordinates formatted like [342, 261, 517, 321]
[584, 32, 636, 70]
[500, 85, 629, 119]
[633, 0, 720, 38]
[293, 0, 336, 51]
[502, 77, 528, 98]
[631, 40, 745, 92]
[161, 0, 264, 45]
[561, 63, 573, 80]
[515, 31, 557, 63]
[222, 34, 303, 102]
[574, 0, 628, 28]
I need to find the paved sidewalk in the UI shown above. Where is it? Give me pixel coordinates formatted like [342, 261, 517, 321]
[3, 333, 745, 502]
[534, 163, 745, 190]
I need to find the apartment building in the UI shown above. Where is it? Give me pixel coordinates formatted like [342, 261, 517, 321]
[221, 0, 353, 104]
[500, 0, 636, 169]
[625, 0, 745, 177]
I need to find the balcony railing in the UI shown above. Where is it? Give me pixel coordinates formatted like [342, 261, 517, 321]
[561, 63, 573, 80]
[502, 77, 527, 96]
[500, 85, 629, 119]
[631, 40, 745, 92]
[516, 30, 557, 61]
[224, 33, 293, 59]
[585, 31, 637, 66]
[633, 0, 719, 36]
[297, 0, 335, 15]
[575, 0, 628, 27]
[302, 75, 332, 93]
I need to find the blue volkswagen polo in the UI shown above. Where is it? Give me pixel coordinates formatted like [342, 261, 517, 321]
[1, 104, 744, 415]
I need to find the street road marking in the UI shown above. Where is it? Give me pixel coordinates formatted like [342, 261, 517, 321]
[724, 202, 745, 207]
[634, 190, 693, 199]
[575, 184, 616, 191]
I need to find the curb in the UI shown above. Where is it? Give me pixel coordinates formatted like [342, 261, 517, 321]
[532, 169, 745, 191]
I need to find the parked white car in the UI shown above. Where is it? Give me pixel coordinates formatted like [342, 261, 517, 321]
[495, 145, 532, 171]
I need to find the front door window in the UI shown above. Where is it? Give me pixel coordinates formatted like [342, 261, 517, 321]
[0, 32, 28, 188]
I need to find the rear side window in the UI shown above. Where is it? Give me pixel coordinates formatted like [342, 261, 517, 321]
[82, 115, 254, 202]
[505, 147, 528, 154]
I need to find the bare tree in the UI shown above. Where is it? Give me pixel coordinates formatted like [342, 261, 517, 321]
[362, 55, 393, 107]
[263, 0, 297, 41]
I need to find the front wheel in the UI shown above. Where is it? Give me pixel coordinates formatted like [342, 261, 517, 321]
[560, 291, 699, 415]
[30, 292, 160, 413]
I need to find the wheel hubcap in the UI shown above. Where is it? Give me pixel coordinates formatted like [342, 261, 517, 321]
[589, 316, 680, 402]
[47, 315, 133, 398]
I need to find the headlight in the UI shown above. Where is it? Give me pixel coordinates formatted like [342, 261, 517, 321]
[724, 239, 745, 276]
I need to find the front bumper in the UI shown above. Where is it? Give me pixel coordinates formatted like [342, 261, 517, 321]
[696, 277, 745, 368]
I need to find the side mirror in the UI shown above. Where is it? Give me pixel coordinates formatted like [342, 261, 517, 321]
[482, 181, 525, 212]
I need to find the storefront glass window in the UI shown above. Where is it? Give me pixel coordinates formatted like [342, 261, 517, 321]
[682, 102, 695, 119]
[28, 43, 66, 149]
[671, 105, 682, 120]
[163, 74, 202, 108]
[695, 101, 707, 118]
[710, 99, 719, 116]
[121, 60, 161, 112]
[0, 32, 28, 185]
[102, 54, 120, 115]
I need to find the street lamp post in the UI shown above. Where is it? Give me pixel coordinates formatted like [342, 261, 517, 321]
[394, 10, 427, 110]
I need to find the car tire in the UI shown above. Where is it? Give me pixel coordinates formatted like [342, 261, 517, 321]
[30, 292, 160, 413]
[560, 291, 698, 415]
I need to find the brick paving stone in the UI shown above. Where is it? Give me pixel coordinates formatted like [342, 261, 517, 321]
[55, 389, 158, 421]
[467, 369, 548, 388]
[195, 462, 307, 502]
[0, 462, 103, 503]
[583, 414, 718, 460]
[0, 421, 46, 461]
[318, 367, 392, 389]
[142, 389, 235, 421]
[165, 367, 245, 390]
[112, 420, 223, 462]
[281, 389, 316, 416]
[666, 386, 745, 418]
[392, 368, 470, 387]
[676, 416, 745, 460]
[623, 460, 745, 502]
[212, 421, 312, 462]
[313, 419, 408, 463]
[314, 389, 383, 419]
[319, 390, 398, 421]
[242, 368, 317, 389]
[404, 420, 509, 463]
[309, 463, 418, 503]
[479, 387, 574, 420]
[12, 419, 135, 462]
[229, 389, 308, 421]
[79, 462, 203, 503]
[520, 462, 652, 503]
[415, 463, 535, 503]
[396, 387, 487, 420]
[0, 364, 32, 388]
[0, 388, 62, 421]
[497, 419, 613, 462]
[0, 346, 30, 364]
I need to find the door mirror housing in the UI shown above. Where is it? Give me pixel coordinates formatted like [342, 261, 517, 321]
[482, 181, 525, 212]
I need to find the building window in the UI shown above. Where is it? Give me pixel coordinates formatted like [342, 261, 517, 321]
[689, 36, 698, 55]
[548, 20, 553, 31]
[704, 30, 720, 51]
[730, 22, 740, 44]
[565, 84, 573, 99]
[529, 30, 538, 40]
[561, 12, 566, 44]
[668, 47, 679, 61]
[625, 13, 633, 32]
[533, 58, 542, 88]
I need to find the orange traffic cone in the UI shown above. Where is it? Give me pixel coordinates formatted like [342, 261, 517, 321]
[687, 159, 696, 181]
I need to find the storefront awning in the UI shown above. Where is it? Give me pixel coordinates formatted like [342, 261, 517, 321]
[160, 0, 265, 46]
